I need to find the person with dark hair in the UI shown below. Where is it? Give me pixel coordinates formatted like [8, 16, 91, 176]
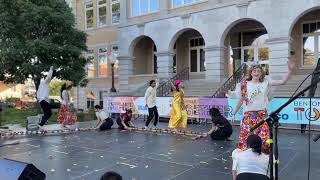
[168, 79, 187, 133]
[94, 105, 113, 130]
[144, 79, 159, 129]
[116, 109, 137, 130]
[232, 134, 272, 180]
[57, 83, 77, 128]
[100, 171, 122, 180]
[37, 66, 56, 127]
[195, 108, 233, 140]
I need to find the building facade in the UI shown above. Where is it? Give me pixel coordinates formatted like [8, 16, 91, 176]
[73, 0, 320, 110]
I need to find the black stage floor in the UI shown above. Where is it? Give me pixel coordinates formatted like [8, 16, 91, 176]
[1, 122, 320, 180]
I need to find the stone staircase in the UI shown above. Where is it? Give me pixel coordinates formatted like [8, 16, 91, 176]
[115, 74, 320, 98]
[183, 79, 222, 97]
[272, 75, 320, 97]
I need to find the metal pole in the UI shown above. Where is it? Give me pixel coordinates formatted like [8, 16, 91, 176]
[77, 85, 79, 110]
[110, 63, 116, 92]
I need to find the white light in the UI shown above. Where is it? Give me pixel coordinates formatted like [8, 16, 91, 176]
[108, 52, 118, 64]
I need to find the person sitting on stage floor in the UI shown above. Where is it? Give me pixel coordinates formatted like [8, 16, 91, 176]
[116, 109, 138, 130]
[94, 105, 114, 131]
[100, 171, 122, 180]
[194, 108, 233, 141]
[232, 134, 272, 180]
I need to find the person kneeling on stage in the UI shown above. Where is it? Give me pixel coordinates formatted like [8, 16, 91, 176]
[94, 105, 114, 131]
[232, 134, 272, 180]
[116, 109, 138, 130]
[195, 108, 233, 140]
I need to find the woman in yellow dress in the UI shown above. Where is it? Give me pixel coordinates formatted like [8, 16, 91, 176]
[168, 80, 188, 132]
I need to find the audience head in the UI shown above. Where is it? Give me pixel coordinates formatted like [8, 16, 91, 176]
[247, 134, 262, 155]
[100, 171, 122, 180]
[94, 105, 102, 111]
[149, 80, 156, 87]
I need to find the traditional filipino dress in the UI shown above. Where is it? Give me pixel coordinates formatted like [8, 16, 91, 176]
[236, 78, 272, 154]
[168, 88, 187, 129]
[57, 90, 77, 125]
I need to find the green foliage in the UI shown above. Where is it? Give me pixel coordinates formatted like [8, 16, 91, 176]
[0, 108, 95, 127]
[5, 97, 20, 103]
[0, 0, 88, 90]
[49, 80, 70, 97]
[76, 110, 96, 122]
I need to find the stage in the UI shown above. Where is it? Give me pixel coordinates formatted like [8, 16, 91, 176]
[1, 121, 320, 180]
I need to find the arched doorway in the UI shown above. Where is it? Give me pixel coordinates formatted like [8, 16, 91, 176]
[223, 20, 269, 75]
[170, 29, 206, 78]
[131, 36, 157, 75]
[290, 9, 320, 69]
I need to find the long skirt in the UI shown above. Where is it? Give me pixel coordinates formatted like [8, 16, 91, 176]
[57, 105, 77, 125]
[237, 110, 270, 154]
[168, 103, 187, 129]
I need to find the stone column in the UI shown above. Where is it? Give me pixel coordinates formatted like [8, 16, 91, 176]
[204, 46, 226, 82]
[117, 55, 134, 93]
[155, 51, 175, 79]
[159, 0, 169, 16]
[70, 0, 77, 17]
[267, 37, 291, 78]
[74, 86, 91, 110]
[120, 0, 127, 24]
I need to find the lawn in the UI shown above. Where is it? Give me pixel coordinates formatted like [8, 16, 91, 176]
[0, 107, 96, 127]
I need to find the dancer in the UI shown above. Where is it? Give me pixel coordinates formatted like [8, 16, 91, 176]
[57, 83, 77, 128]
[116, 109, 138, 130]
[168, 80, 187, 133]
[230, 60, 294, 153]
[195, 107, 233, 140]
[232, 134, 272, 180]
[94, 105, 113, 130]
[144, 79, 159, 129]
[37, 66, 56, 127]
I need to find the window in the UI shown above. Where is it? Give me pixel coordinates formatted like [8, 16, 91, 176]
[86, 49, 95, 78]
[87, 98, 95, 109]
[97, 0, 107, 27]
[302, 21, 320, 67]
[98, 47, 108, 77]
[111, 0, 120, 24]
[131, 0, 159, 17]
[228, 32, 269, 75]
[85, 1, 94, 29]
[189, 37, 205, 72]
[86, 91, 95, 109]
[172, 0, 204, 8]
[173, 43, 177, 73]
[111, 45, 119, 53]
[153, 45, 157, 74]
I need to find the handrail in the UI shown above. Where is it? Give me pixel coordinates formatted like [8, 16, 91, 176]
[157, 67, 190, 96]
[212, 64, 247, 97]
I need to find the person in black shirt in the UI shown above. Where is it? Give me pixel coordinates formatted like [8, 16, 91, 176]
[195, 108, 233, 140]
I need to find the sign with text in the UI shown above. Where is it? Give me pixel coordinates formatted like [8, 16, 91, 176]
[103, 96, 320, 125]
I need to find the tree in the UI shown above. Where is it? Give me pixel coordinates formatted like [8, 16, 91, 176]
[49, 79, 69, 97]
[0, 0, 88, 91]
